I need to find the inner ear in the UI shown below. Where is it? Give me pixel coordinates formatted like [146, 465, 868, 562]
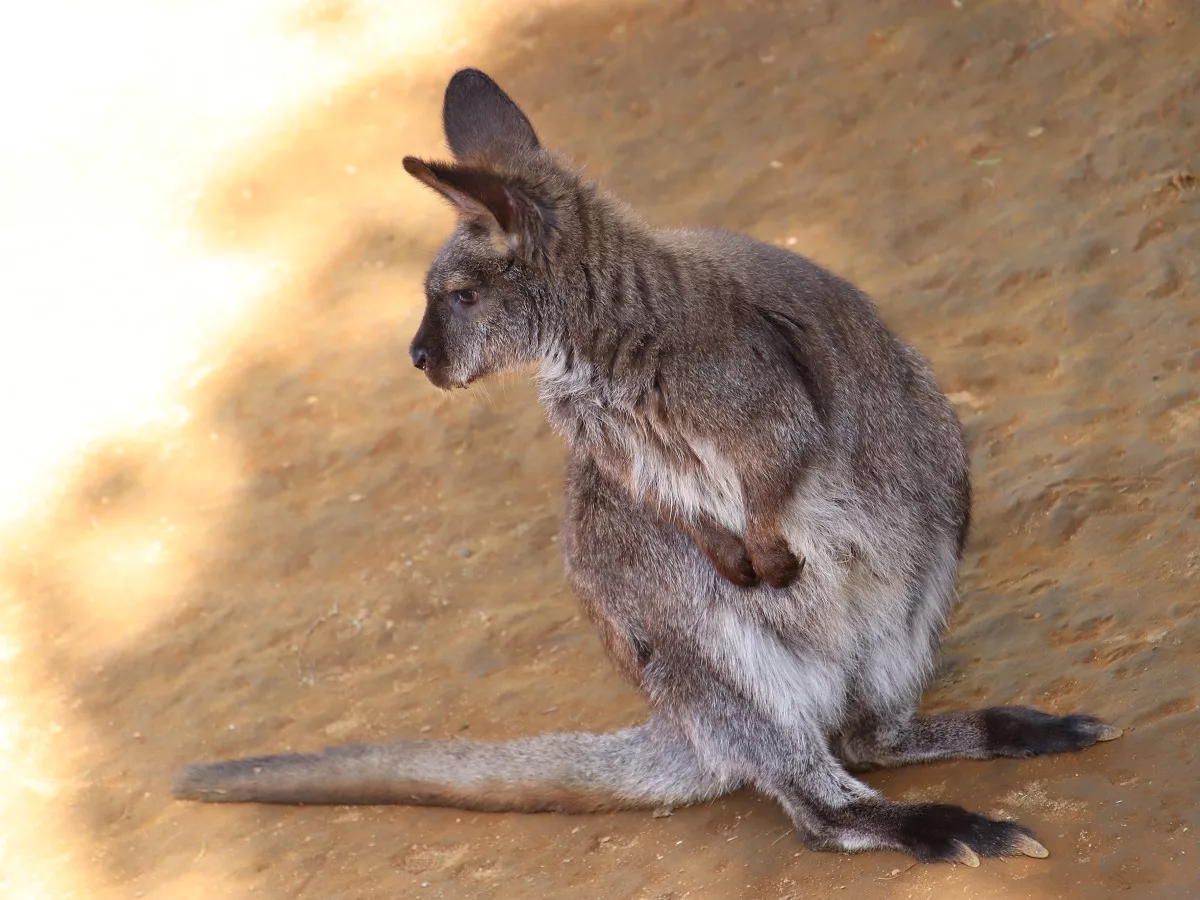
[404, 156, 557, 264]
[442, 69, 539, 161]
[403, 157, 517, 232]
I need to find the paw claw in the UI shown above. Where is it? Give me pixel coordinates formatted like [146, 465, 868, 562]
[1095, 724, 1122, 742]
[1013, 834, 1049, 859]
[950, 841, 980, 867]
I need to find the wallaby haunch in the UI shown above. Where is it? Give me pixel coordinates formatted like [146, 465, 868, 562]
[174, 69, 1121, 865]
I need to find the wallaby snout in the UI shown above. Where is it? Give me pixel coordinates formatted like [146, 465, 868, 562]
[409, 336, 430, 371]
[408, 317, 440, 383]
[408, 306, 458, 390]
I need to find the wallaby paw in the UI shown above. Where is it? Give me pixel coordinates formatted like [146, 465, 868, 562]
[880, 801, 1047, 864]
[707, 536, 760, 588]
[982, 707, 1123, 758]
[747, 537, 804, 589]
[716, 553, 761, 588]
[686, 521, 759, 587]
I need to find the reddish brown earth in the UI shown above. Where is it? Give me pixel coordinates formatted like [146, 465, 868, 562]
[2, 1, 1198, 897]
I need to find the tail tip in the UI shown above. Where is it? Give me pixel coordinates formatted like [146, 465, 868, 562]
[172, 762, 238, 802]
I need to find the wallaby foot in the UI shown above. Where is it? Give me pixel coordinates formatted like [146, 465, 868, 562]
[725, 724, 1054, 864]
[745, 530, 804, 589]
[980, 707, 1122, 757]
[838, 706, 1122, 769]
[817, 800, 1048, 864]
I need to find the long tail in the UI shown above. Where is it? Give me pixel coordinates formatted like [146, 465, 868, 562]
[173, 718, 733, 812]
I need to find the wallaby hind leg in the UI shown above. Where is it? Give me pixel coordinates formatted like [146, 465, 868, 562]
[837, 706, 1122, 771]
[836, 543, 1117, 770]
[664, 664, 1050, 864]
[733, 729, 1052, 863]
[173, 717, 736, 813]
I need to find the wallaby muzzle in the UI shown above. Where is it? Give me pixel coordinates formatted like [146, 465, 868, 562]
[408, 314, 454, 389]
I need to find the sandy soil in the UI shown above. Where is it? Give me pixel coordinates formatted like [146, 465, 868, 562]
[1, 0, 1197, 897]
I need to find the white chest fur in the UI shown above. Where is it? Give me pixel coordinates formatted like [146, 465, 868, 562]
[625, 429, 746, 534]
[540, 352, 747, 535]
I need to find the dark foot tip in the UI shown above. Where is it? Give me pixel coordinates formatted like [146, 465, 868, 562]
[879, 801, 1047, 864]
[984, 708, 1123, 757]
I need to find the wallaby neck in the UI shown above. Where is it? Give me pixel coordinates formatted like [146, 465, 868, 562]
[534, 199, 701, 461]
[539, 190, 683, 386]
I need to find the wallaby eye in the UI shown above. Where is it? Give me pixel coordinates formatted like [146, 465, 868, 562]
[451, 288, 479, 307]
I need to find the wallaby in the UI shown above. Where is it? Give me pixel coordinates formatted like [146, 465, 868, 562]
[174, 69, 1121, 865]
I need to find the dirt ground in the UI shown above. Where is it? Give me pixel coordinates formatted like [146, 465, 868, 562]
[1, 0, 1198, 897]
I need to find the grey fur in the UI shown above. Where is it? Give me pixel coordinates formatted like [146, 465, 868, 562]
[174, 70, 1120, 864]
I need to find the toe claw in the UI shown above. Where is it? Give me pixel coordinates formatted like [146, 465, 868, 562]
[1095, 724, 1122, 742]
[1013, 833, 1049, 858]
[950, 841, 980, 867]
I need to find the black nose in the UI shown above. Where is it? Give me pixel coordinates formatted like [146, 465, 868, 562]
[411, 346, 429, 370]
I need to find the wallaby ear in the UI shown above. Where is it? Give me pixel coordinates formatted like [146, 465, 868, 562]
[403, 156, 556, 262]
[403, 156, 499, 221]
[442, 69, 539, 160]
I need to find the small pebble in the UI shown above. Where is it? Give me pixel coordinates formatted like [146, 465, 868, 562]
[460, 547, 471, 558]
[1028, 125, 1045, 137]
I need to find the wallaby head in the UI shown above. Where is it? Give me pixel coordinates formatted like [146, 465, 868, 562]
[405, 69, 579, 390]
